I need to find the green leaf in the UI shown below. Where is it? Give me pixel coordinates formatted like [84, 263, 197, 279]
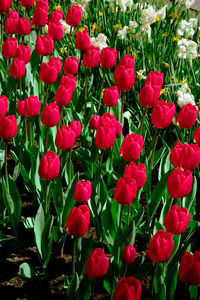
[67, 273, 80, 300]
[18, 262, 40, 278]
[34, 205, 45, 259]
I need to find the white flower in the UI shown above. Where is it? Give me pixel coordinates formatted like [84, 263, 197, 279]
[157, 6, 167, 21]
[189, 18, 198, 29]
[60, 19, 73, 35]
[117, 26, 128, 40]
[178, 0, 195, 9]
[90, 34, 108, 50]
[177, 19, 196, 38]
[177, 84, 196, 107]
[141, 5, 157, 25]
[127, 21, 138, 34]
[44, 24, 48, 34]
[177, 39, 197, 60]
[117, 0, 133, 12]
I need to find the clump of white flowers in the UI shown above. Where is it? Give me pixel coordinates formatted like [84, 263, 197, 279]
[178, 0, 195, 9]
[60, 19, 73, 35]
[90, 33, 108, 50]
[176, 84, 196, 108]
[140, 5, 157, 25]
[107, 0, 133, 12]
[177, 39, 198, 61]
[177, 18, 198, 39]
[71, 0, 91, 9]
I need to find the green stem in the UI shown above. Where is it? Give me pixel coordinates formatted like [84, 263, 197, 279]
[120, 205, 124, 229]
[45, 127, 49, 152]
[67, 26, 72, 56]
[25, 118, 28, 141]
[124, 265, 128, 278]
[45, 181, 49, 213]
[127, 204, 131, 225]
[121, 92, 125, 124]
[45, 85, 49, 105]
[5, 141, 8, 185]
[99, 149, 103, 168]
[58, 106, 64, 128]
[98, 69, 106, 112]
[30, 118, 33, 146]
[92, 279, 96, 300]
[139, 107, 148, 135]
[69, 148, 72, 182]
[151, 128, 159, 169]
[1, 14, 3, 46]
[84, 69, 89, 100]
[72, 238, 76, 274]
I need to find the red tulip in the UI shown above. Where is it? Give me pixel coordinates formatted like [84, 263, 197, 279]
[48, 56, 62, 74]
[181, 143, 200, 171]
[49, 10, 63, 23]
[32, 7, 48, 28]
[145, 71, 164, 89]
[66, 205, 90, 237]
[89, 114, 100, 130]
[167, 168, 193, 198]
[95, 123, 116, 149]
[113, 277, 142, 300]
[151, 100, 176, 128]
[115, 120, 122, 136]
[2, 37, 18, 58]
[55, 125, 75, 151]
[17, 99, 28, 117]
[20, 0, 34, 8]
[100, 47, 117, 69]
[0, 96, 8, 118]
[38, 150, 60, 180]
[0, 115, 17, 140]
[0, 0, 13, 14]
[63, 57, 79, 75]
[193, 125, 200, 145]
[124, 162, 146, 189]
[85, 248, 109, 279]
[75, 30, 90, 52]
[164, 205, 190, 235]
[40, 63, 58, 84]
[147, 230, 174, 263]
[17, 18, 31, 36]
[66, 5, 82, 27]
[121, 245, 137, 265]
[16, 44, 31, 64]
[83, 45, 100, 69]
[48, 20, 64, 42]
[41, 102, 60, 127]
[60, 74, 76, 93]
[55, 85, 72, 106]
[35, 35, 53, 56]
[103, 86, 119, 107]
[120, 133, 143, 162]
[139, 83, 160, 108]
[17, 96, 40, 117]
[169, 142, 184, 168]
[10, 58, 25, 78]
[113, 55, 135, 91]
[177, 104, 198, 129]
[74, 180, 92, 203]
[4, 10, 19, 34]
[114, 177, 137, 206]
[69, 120, 81, 138]
[179, 251, 200, 285]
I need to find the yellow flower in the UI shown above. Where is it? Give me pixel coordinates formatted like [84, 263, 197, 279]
[156, 15, 160, 22]
[60, 47, 67, 54]
[160, 89, 167, 96]
[91, 24, 96, 35]
[170, 12, 179, 19]
[99, 11, 103, 16]
[113, 24, 122, 32]
[137, 70, 145, 80]
[161, 62, 170, 68]
[54, 5, 62, 10]
[173, 36, 180, 41]
[112, 6, 119, 13]
[180, 77, 188, 83]
[170, 76, 178, 83]
[148, 38, 153, 44]
[133, 49, 137, 58]
[162, 32, 168, 37]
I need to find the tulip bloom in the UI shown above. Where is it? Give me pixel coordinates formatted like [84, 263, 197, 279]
[60, 74, 76, 93]
[113, 55, 135, 92]
[0, 115, 17, 140]
[66, 205, 90, 237]
[95, 123, 116, 149]
[63, 57, 79, 75]
[151, 100, 176, 128]
[100, 47, 117, 69]
[69, 120, 81, 138]
[114, 177, 137, 206]
[120, 133, 143, 162]
[121, 245, 137, 265]
[35, 35, 53, 56]
[10, 58, 26, 78]
[0, 95, 8, 118]
[148, 230, 174, 263]
[75, 30, 90, 52]
[85, 248, 109, 279]
[55, 85, 72, 106]
[49, 10, 63, 23]
[0, 0, 13, 14]
[17, 96, 40, 117]
[48, 21, 64, 42]
[167, 168, 193, 198]
[32, 7, 48, 28]
[89, 114, 100, 130]
[66, 5, 82, 27]
[177, 104, 198, 129]
[74, 180, 92, 203]
[193, 125, 200, 145]
[2, 37, 18, 58]
[48, 57, 62, 74]
[16, 45, 31, 64]
[124, 162, 146, 189]
[38, 151, 60, 180]
[169, 142, 185, 168]
[55, 125, 75, 151]
[103, 86, 119, 107]
[145, 71, 164, 89]
[17, 18, 31, 36]
[20, 0, 34, 8]
[179, 251, 200, 285]
[40, 63, 58, 84]
[4, 10, 19, 34]
[82, 45, 100, 69]
[164, 205, 190, 235]
[41, 102, 60, 127]
[113, 277, 142, 300]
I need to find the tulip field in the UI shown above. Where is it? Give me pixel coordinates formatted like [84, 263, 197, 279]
[0, 0, 200, 299]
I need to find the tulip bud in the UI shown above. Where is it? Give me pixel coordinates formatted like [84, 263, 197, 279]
[55, 125, 75, 151]
[113, 277, 142, 300]
[10, 58, 26, 78]
[0, 115, 17, 140]
[26, 96, 41, 117]
[69, 120, 81, 138]
[100, 47, 117, 69]
[35, 35, 53, 56]
[40, 63, 58, 84]
[0, 0, 13, 14]
[164, 205, 190, 235]
[49, 10, 63, 23]
[85, 248, 109, 279]
[113, 55, 135, 91]
[147, 230, 174, 263]
[32, 7, 48, 28]
[139, 83, 160, 108]
[115, 120, 122, 136]
[83, 45, 100, 69]
[66, 5, 82, 27]
[103, 86, 119, 107]
[89, 114, 100, 130]
[179, 251, 200, 285]
[63, 57, 79, 75]
[74, 180, 92, 203]
[48, 57, 62, 74]
[151, 100, 176, 128]
[55, 85, 72, 106]
[41, 102, 60, 127]
[121, 245, 137, 265]
[60, 74, 76, 93]
[17, 18, 31, 36]
[177, 104, 198, 129]
[4, 10, 19, 34]
[120, 133, 143, 162]
[0, 95, 8, 118]
[145, 71, 164, 89]
[38, 150, 60, 180]
[114, 177, 137, 206]
[2, 37, 18, 58]
[66, 205, 90, 237]
[20, 0, 34, 8]
[193, 125, 200, 145]
[167, 167, 193, 198]
[17, 99, 28, 117]
[75, 30, 90, 52]
[16, 44, 31, 64]
[181, 143, 200, 171]
[169, 142, 184, 168]
[95, 123, 116, 149]
[48, 20, 64, 42]
[124, 162, 146, 189]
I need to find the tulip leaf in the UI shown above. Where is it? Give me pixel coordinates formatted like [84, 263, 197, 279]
[67, 272, 80, 300]
[166, 263, 179, 300]
[18, 262, 40, 279]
